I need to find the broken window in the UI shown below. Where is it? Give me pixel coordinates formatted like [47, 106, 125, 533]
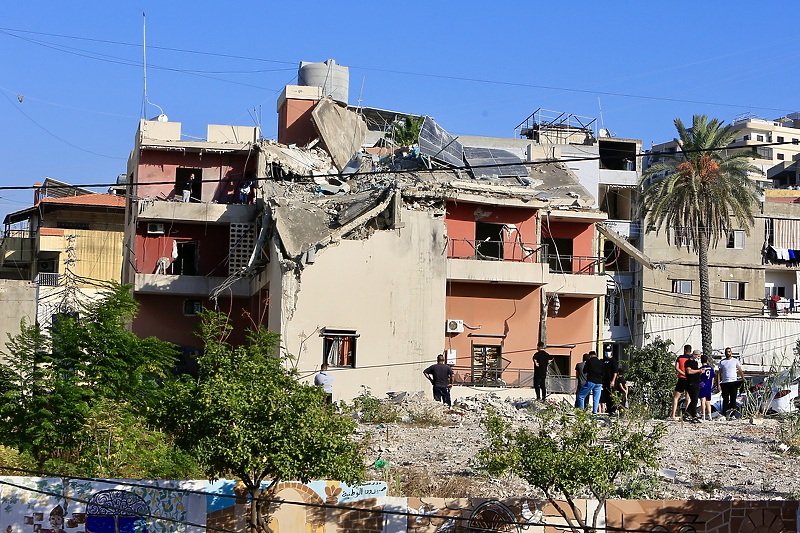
[322, 329, 358, 368]
[471, 345, 503, 386]
[173, 241, 199, 275]
[176, 168, 202, 202]
[475, 222, 504, 260]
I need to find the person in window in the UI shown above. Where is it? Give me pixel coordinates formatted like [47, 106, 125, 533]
[423, 354, 453, 406]
[238, 179, 253, 204]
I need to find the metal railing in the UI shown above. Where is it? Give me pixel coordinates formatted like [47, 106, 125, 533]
[546, 254, 604, 275]
[447, 239, 546, 263]
[452, 365, 577, 392]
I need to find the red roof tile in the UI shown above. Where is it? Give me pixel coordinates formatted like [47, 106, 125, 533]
[39, 194, 125, 208]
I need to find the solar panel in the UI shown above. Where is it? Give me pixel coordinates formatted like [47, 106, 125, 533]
[418, 117, 464, 167]
[463, 146, 529, 179]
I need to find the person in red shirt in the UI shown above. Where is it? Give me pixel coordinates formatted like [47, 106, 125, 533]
[669, 344, 692, 420]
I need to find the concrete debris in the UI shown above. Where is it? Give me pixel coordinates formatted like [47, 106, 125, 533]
[356, 391, 800, 501]
[311, 97, 368, 171]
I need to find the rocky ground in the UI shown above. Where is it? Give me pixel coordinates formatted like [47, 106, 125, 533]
[355, 391, 800, 501]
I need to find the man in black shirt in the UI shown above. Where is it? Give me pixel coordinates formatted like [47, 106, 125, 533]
[423, 354, 454, 406]
[532, 342, 554, 401]
[576, 351, 604, 414]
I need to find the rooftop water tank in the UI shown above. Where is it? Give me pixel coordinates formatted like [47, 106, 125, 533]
[298, 59, 349, 105]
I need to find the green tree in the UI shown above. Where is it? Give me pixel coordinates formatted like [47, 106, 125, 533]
[387, 115, 424, 147]
[0, 284, 180, 473]
[163, 311, 364, 533]
[640, 115, 762, 357]
[624, 337, 677, 418]
[476, 405, 666, 533]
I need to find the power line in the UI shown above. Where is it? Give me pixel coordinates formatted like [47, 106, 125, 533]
[0, 27, 795, 115]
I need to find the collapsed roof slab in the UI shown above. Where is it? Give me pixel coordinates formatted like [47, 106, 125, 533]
[270, 199, 331, 260]
[311, 98, 367, 171]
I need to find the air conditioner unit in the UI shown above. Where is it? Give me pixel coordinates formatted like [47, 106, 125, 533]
[38, 260, 56, 273]
[446, 319, 464, 334]
[147, 223, 165, 235]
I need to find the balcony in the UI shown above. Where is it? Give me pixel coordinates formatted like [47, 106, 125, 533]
[138, 200, 257, 224]
[447, 238, 548, 284]
[134, 273, 253, 297]
[446, 238, 606, 295]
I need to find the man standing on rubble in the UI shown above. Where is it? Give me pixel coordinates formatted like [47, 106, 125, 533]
[423, 354, 454, 407]
[532, 341, 554, 401]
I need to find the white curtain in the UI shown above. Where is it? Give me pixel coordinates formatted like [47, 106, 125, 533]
[773, 219, 800, 249]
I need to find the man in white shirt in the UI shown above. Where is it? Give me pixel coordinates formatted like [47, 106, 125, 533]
[716, 347, 744, 418]
[314, 363, 333, 404]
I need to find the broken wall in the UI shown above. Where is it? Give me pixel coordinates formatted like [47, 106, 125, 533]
[270, 210, 448, 400]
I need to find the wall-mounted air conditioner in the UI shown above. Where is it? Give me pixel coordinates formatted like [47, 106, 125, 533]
[147, 223, 165, 235]
[38, 259, 56, 273]
[446, 319, 464, 334]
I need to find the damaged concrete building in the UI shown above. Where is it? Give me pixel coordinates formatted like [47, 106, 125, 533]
[123, 60, 609, 399]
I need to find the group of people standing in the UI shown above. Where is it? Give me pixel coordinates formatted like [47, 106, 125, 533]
[670, 345, 743, 422]
[574, 347, 628, 414]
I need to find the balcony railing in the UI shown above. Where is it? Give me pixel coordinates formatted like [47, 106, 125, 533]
[546, 254, 604, 275]
[452, 364, 577, 392]
[447, 239, 547, 263]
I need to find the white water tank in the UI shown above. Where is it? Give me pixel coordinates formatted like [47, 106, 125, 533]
[298, 59, 349, 105]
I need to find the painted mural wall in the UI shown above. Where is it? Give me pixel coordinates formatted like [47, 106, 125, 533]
[1, 478, 795, 533]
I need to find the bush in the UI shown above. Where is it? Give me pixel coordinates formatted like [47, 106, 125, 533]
[625, 337, 677, 419]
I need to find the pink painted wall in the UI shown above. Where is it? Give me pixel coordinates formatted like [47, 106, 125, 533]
[541, 220, 594, 257]
[136, 151, 255, 204]
[278, 99, 319, 146]
[133, 223, 231, 276]
[445, 282, 540, 381]
[133, 291, 267, 348]
[445, 201, 538, 261]
[546, 296, 595, 371]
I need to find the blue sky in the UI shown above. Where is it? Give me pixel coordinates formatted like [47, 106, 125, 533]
[1, 1, 797, 220]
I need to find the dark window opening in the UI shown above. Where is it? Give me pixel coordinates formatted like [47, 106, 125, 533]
[322, 329, 358, 368]
[472, 345, 503, 386]
[475, 222, 504, 259]
[546, 237, 573, 273]
[777, 136, 785, 143]
[176, 168, 202, 202]
[183, 299, 202, 315]
[778, 153, 785, 160]
[173, 241, 198, 275]
[598, 140, 637, 171]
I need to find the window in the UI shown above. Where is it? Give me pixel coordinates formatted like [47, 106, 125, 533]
[672, 280, 692, 294]
[56, 221, 90, 230]
[777, 136, 785, 143]
[673, 227, 693, 247]
[322, 329, 358, 368]
[183, 299, 202, 316]
[757, 135, 765, 142]
[778, 153, 785, 160]
[726, 230, 745, 249]
[472, 345, 503, 386]
[173, 241, 199, 275]
[743, 135, 750, 141]
[175, 168, 202, 202]
[793, 138, 799, 144]
[723, 281, 746, 300]
[547, 237, 573, 273]
[475, 222, 504, 259]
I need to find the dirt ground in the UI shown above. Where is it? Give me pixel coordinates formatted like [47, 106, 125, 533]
[356, 391, 800, 501]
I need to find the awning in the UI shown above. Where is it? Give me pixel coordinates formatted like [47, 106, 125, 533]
[596, 222, 656, 270]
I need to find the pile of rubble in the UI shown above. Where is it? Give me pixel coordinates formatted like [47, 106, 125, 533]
[355, 392, 800, 501]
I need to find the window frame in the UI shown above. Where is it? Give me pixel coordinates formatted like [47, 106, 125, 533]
[321, 328, 359, 368]
[671, 279, 692, 295]
[726, 229, 745, 249]
[183, 299, 203, 316]
[723, 281, 746, 300]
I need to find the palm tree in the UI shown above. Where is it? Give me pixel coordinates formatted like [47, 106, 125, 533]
[640, 115, 763, 358]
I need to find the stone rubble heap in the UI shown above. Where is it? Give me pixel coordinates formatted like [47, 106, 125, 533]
[355, 391, 800, 500]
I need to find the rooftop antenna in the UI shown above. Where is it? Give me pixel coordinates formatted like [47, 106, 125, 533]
[356, 76, 365, 111]
[142, 12, 167, 121]
[598, 97, 605, 136]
